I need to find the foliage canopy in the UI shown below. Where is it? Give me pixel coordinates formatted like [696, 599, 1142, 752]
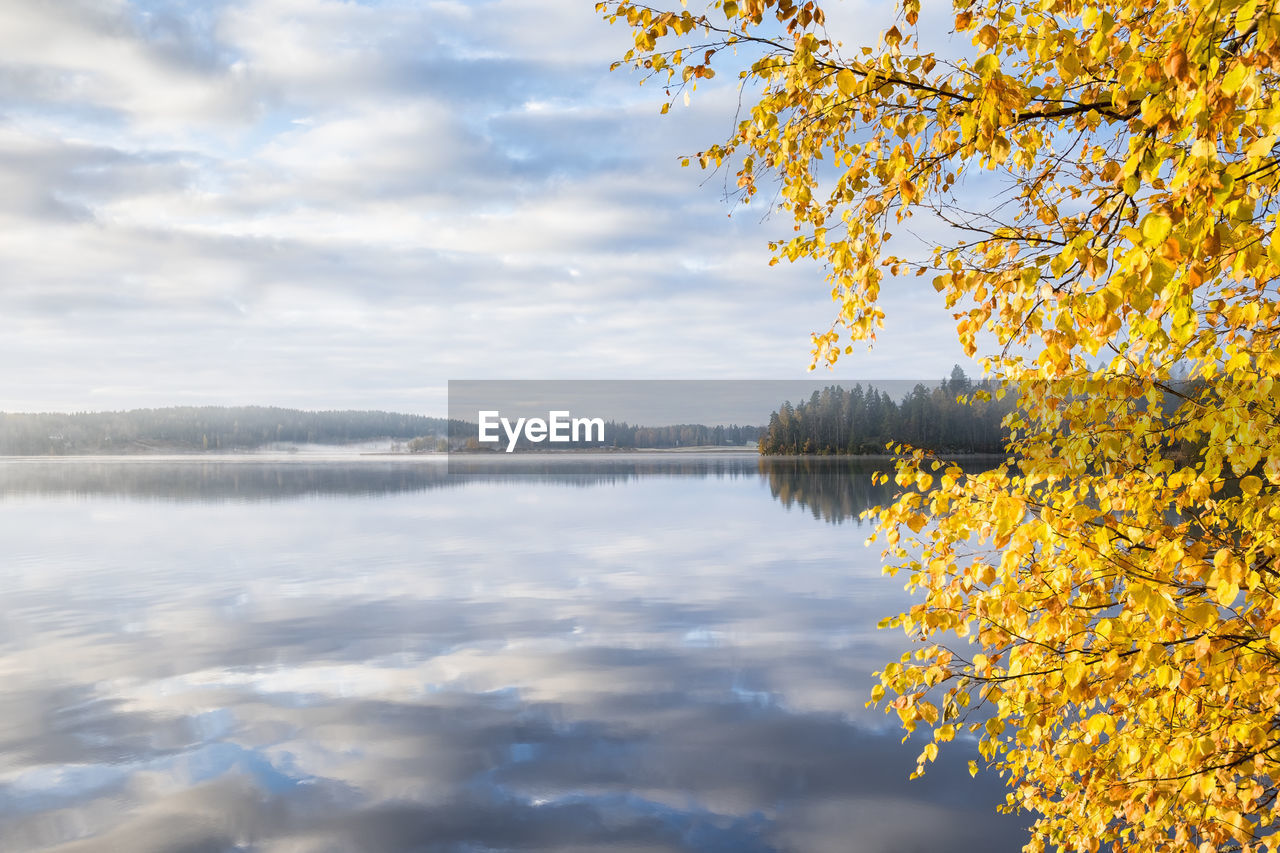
[600, 0, 1280, 850]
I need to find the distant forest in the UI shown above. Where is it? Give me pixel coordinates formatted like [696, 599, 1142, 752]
[595, 422, 759, 449]
[0, 407, 453, 455]
[757, 368, 1015, 455]
[0, 407, 761, 455]
[453, 420, 761, 452]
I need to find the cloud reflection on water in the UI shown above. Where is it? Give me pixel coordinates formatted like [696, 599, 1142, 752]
[0, 456, 1025, 852]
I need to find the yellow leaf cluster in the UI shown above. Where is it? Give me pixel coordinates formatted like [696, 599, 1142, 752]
[602, 0, 1280, 849]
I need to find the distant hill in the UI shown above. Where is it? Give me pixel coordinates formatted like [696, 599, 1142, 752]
[0, 407, 764, 456]
[0, 406, 453, 455]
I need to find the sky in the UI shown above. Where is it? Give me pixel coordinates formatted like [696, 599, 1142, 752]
[0, 0, 974, 415]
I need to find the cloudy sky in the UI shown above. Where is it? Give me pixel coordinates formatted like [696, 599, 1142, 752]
[0, 0, 973, 415]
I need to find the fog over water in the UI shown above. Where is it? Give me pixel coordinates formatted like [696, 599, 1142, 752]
[0, 454, 1026, 852]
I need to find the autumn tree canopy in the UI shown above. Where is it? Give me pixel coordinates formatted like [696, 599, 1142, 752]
[600, 0, 1280, 850]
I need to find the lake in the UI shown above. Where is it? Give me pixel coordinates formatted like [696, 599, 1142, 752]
[0, 454, 1026, 852]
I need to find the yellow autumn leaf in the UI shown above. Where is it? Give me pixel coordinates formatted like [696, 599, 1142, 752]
[1140, 213, 1172, 246]
[835, 69, 856, 97]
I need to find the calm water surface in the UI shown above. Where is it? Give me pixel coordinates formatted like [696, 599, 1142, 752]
[0, 454, 1025, 852]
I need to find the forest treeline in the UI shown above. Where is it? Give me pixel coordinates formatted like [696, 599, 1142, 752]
[0, 407, 454, 455]
[451, 420, 760, 451]
[597, 422, 760, 448]
[757, 368, 1014, 455]
[0, 406, 761, 455]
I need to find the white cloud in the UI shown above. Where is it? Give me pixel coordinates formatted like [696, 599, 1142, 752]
[0, 0, 254, 132]
[0, 0, 973, 413]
